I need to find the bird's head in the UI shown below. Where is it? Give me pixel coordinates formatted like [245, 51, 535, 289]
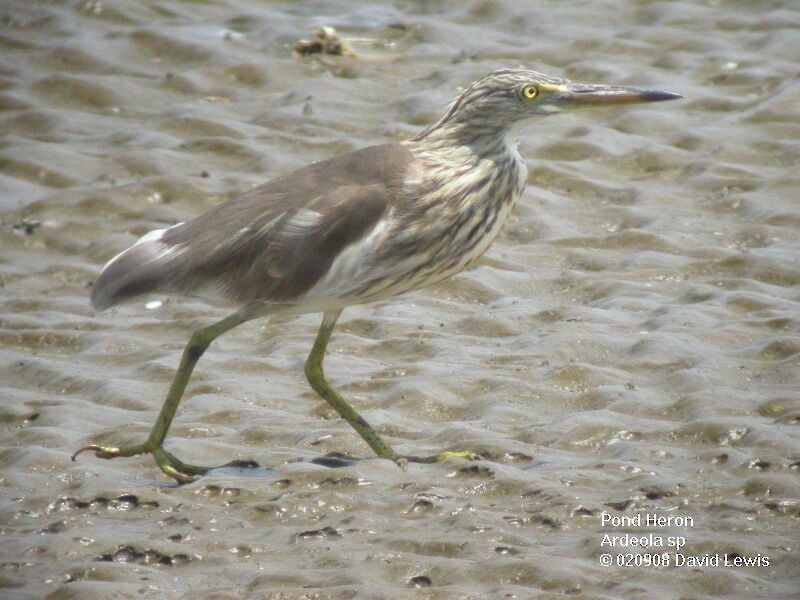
[415, 68, 681, 143]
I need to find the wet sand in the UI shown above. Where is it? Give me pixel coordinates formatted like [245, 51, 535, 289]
[1, 1, 799, 598]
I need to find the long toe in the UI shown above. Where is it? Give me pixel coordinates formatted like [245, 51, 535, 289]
[399, 450, 482, 464]
[71, 443, 150, 461]
[437, 450, 481, 462]
[153, 448, 206, 484]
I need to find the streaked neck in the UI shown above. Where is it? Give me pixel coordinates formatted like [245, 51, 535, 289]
[407, 121, 521, 170]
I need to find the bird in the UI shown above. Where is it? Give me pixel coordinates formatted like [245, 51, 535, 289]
[73, 68, 681, 482]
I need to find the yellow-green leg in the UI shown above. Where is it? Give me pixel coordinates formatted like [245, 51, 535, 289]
[73, 311, 248, 483]
[304, 310, 479, 465]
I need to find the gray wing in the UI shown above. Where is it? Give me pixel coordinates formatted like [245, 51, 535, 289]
[91, 143, 415, 310]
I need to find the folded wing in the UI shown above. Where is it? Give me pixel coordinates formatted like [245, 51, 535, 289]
[91, 143, 414, 310]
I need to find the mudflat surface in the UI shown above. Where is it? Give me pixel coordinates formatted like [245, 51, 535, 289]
[1, 1, 798, 598]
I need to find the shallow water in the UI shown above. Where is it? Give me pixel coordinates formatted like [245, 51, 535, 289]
[1, 1, 799, 598]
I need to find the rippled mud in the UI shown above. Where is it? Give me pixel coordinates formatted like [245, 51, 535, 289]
[1, 1, 798, 598]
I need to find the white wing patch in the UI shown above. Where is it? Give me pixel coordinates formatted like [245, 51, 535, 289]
[305, 218, 390, 299]
[101, 222, 186, 275]
[284, 208, 323, 233]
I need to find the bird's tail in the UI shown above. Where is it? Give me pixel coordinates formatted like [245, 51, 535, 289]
[91, 223, 184, 311]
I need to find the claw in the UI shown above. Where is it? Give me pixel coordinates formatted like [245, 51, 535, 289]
[71, 445, 122, 461]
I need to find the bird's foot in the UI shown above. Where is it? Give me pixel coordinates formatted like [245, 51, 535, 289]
[152, 448, 212, 484]
[72, 443, 238, 484]
[394, 450, 481, 468]
[434, 450, 482, 462]
[72, 443, 150, 461]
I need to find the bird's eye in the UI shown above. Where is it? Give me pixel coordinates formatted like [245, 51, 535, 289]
[522, 84, 539, 100]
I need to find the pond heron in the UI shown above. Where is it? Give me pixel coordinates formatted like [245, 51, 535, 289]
[73, 69, 680, 482]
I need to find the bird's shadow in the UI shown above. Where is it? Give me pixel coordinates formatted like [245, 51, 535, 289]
[123, 453, 546, 488]
[202, 452, 358, 477]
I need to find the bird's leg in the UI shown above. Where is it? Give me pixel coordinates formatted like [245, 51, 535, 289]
[73, 311, 248, 483]
[304, 310, 479, 466]
[305, 309, 398, 460]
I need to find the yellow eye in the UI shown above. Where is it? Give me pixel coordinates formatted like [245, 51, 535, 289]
[522, 84, 539, 100]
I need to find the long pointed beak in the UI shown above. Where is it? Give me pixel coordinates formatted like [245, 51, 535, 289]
[552, 83, 682, 108]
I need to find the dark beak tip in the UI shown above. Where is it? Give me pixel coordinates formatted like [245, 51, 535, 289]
[643, 90, 683, 102]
